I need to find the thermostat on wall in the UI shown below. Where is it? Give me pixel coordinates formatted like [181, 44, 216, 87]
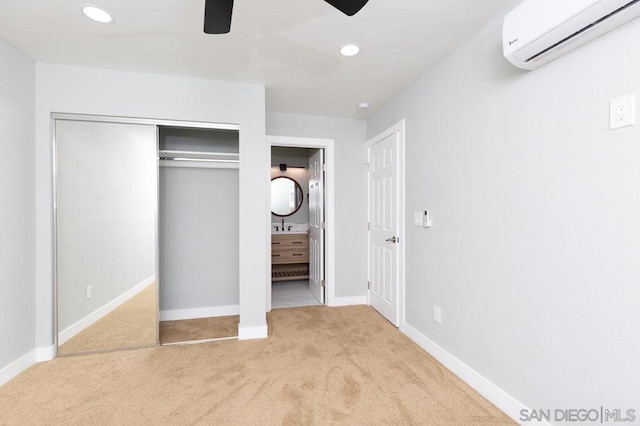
[423, 210, 432, 228]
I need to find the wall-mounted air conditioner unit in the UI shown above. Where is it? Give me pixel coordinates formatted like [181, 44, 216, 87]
[503, 0, 640, 70]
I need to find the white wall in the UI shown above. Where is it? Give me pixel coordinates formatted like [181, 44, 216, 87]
[0, 39, 36, 372]
[36, 64, 267, 348]
[56, 120, 157, 332]
[159, 167, 239, 311]
[367, 15, 640, 413]
[266, 112, 367, 298]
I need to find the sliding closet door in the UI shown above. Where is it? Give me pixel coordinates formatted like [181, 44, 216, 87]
[55, 120, 158, 356]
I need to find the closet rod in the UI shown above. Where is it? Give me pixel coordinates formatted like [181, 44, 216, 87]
[158, 150, 239, 169]
[159, 157, 239, 163]
[158, 149, 238, 161]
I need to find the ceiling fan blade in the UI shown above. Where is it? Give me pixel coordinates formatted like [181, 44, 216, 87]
[204, 0, 234, 34]
[324, 0, 369, 16]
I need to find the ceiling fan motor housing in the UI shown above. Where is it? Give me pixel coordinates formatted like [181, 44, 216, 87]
[324, 0, 370, 16]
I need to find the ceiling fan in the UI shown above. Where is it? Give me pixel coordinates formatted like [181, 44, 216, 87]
[204, 0, 370, 34]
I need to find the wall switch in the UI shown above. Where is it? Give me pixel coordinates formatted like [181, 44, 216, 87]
[433, 306, 442, 324]
[423, 210, 432, 228]
[610, 94, 636, 129]
[413, 212, 423, 226]
[86, 285, 92, 300]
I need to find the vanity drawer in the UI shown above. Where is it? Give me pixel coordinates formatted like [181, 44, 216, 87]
[272, 234, 308, 265]
[271, 234, 309, 249]
[271, 248, 309, 264]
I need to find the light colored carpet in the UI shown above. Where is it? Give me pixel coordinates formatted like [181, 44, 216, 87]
[1, 305, 514, 425]
[58, 283, 158, 356]
[160, 316, 239, 344]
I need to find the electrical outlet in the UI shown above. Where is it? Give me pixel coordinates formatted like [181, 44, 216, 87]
[433, 306, 442, 324]
[86, 286, 92, 300]
[610, 94, 636, 129]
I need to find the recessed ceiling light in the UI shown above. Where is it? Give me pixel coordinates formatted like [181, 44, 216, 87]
[340, 44, 360, 57]
[82, 6, 113, 24]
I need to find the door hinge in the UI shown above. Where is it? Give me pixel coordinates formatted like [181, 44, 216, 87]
[322, 163, 327, 172]
[366, 162, 370, 172]
[321, 280, 326, 288]
[367, 222, 371, 231]
[321, 222, 326, 229]
[367, 281, 371, 290]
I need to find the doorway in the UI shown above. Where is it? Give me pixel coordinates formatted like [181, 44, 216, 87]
[367, 120, 405, 329]
[266, 136, 335, 311]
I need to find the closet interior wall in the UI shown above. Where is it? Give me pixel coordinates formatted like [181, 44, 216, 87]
[158, 126, 240, 320]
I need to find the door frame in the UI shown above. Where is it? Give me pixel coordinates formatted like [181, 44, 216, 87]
[366, 120, 406, 331]
[266, 135, 335, 311]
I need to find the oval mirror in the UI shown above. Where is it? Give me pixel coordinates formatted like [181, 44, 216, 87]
[271, 176, 303, 217]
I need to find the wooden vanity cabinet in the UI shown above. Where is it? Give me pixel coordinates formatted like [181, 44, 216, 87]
[271, 233, 309, 281]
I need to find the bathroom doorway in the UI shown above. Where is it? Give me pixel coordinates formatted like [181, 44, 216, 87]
[266, 136, 335, 311]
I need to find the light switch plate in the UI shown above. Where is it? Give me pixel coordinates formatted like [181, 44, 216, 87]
[413, 212, 422, 226]
[610, 94, 636, 130]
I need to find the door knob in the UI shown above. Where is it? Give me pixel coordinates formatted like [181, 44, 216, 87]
[385, 236, 398, 243]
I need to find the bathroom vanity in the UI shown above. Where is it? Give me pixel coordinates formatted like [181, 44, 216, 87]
[271, 232, 309, 281]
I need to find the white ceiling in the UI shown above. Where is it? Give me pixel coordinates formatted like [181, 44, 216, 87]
[0, 0, 516, 118]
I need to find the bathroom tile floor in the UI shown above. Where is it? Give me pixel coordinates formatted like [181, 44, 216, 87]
[272, 280, 321, 309]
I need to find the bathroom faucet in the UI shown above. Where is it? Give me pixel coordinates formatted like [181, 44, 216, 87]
[281, 218, 285, 232]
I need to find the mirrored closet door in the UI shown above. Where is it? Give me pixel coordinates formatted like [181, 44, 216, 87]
[55, 119, 158, 356]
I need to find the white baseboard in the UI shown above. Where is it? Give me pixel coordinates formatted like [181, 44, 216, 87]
[159, 304, 240, 322]
[59, 275, 156, 345]
[36, 345, 55, 362]
[330, 296, 367, 307]
[402, 322, 542, 425]
[0, 344, 58, 387]
[238, 323, 268, 340]
[0, 350, 36, 387]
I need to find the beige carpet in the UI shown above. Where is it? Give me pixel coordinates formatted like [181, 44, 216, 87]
[58, 283, 158, 356]
[1, 306, 514, 425]
[160, 315, 239, 344]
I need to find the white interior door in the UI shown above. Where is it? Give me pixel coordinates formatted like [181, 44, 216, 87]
[369, 132, 400, 326]
[309, 149, 325, 304]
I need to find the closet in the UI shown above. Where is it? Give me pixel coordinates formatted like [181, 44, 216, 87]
[158, 126, 240, 344]
[52, 115, 243, 357]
